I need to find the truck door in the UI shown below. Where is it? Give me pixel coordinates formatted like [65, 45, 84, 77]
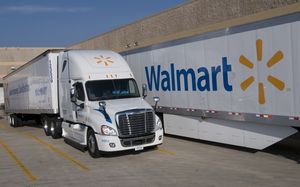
[59, 55, 77, 122]
[71, 82, 87, 143]
[72, 82, 86, 123]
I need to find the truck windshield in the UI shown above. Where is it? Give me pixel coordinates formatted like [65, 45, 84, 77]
[85, 79, 140, 101]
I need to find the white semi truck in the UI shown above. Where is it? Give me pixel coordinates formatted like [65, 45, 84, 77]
[3, 50, 164, 157]
[123, 12, 300, 150]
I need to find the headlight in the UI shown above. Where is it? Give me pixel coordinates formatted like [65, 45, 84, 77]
[101, 125, 117, 136]
[155, 116, 163, 131]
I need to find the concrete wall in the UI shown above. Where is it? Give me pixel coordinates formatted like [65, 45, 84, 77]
[70, 0, 300, 52]
[0, 48, 52, 81]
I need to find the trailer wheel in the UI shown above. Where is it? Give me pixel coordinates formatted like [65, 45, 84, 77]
[42, 118, 51, 136]
[15, 116, 23, 127]
[87, 129, 101, 158]
[10, 115, 22, 128]
[10, 115, 16, 127]
[50, 119, 62, 139]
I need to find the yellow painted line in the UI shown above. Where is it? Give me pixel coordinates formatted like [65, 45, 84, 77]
[0, 138, 37, 182]
[157, 148, 176, 156]
[26, 134, 89, 171]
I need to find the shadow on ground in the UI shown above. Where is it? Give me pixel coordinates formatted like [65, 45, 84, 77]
[165, 132, 300, 164]
[263, 131, 300, 164]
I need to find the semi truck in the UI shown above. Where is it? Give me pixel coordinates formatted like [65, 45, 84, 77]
[122, 12, 300, 150]
[3, 50, 164, 157]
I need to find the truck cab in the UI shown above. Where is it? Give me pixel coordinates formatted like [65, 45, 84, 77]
[57, 50, 163, 157]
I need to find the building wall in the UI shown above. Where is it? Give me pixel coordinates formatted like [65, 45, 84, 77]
[69, 0, 300, 52]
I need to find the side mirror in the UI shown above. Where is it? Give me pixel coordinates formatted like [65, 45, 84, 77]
[142, 84, 148, 98]
[153, 96, 160, 110]
[99, 101, 106, 110]
[153, 97, 160, 102]
[70, 88, 77, 103]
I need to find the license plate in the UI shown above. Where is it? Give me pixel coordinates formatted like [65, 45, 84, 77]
[135, 146, 144, 151]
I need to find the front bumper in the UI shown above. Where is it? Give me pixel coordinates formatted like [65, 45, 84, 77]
[95, 129, 164, 152]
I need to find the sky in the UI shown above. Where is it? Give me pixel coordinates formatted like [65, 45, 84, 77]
[0, 0, 185, 47]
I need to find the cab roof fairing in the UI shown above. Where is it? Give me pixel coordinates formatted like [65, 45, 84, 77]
[66, 50, 134, 81]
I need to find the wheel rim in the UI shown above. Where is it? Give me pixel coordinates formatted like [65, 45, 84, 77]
[88, 134, 96, 153]
[9, 116, 12, 125]
[11, 117, 15, 126]
[50, 121, 55, 133]
[44, 120, 48, 130]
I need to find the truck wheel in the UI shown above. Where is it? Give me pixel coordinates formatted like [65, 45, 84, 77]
[15, 116, 23, 127]
[9, 115, 12, 125]
[50, 119, 62, 139]
[10, 115, 16, 127]
[87, 129, 101, 158]
[42, 118, 51, 136]
[10, 115, 22, 127]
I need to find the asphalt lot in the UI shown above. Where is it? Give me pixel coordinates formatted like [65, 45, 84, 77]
[0, 117, 300, 187]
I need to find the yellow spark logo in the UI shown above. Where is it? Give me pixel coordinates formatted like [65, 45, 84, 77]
[94, 55, 114, 66]
[239, 39, 285, 105]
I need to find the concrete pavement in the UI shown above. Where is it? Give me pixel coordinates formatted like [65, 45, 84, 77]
[0, 119, 299, 187]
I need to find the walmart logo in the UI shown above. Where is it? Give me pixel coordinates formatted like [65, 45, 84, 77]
[239, 39, 285, 104]
[144, 38, 285, 105]
[94, 55, 114, 66]
[145, 57, 233, 92]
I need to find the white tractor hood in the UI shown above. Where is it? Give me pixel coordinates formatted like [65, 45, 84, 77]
[89, 97, 154, 124]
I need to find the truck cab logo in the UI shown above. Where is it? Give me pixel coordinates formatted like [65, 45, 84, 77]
[94, 55, 114, 66]
[239, 39, 285, 104]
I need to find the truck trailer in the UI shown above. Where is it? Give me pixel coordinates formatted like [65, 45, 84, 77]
[3, 50, 164, 157]
[122, 12, 300, 150]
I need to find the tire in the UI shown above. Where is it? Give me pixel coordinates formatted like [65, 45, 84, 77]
[10, 115, 22, 128]
[10, 115, 16, 127]
[42, 118, 51, 136]
[9, 115, 12, 126]
[87, 129, 101, 158]
[15, 116, 23, 127]
[50, 119, 62, 139]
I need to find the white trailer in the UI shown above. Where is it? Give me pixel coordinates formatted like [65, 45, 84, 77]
[3, 50, 163, 157]
[123, 13, 300, 149]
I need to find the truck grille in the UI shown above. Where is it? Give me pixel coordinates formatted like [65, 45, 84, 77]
[116, 109, 155, 138]
[120, 134, 155, 147]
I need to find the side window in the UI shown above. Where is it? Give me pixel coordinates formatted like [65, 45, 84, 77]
[75, 83, 85, 101]
[129, 80, 135, 93]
